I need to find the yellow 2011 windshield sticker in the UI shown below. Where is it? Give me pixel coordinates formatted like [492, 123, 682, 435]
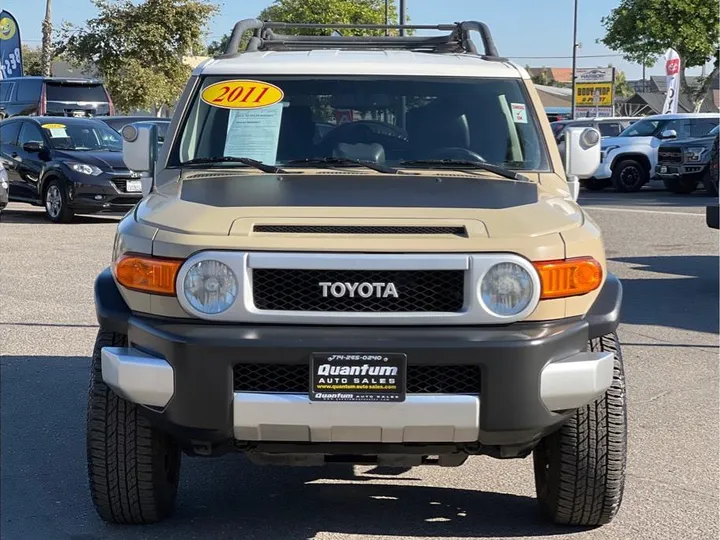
[41, 123, 66, 129]
[201, 80, 284, 110]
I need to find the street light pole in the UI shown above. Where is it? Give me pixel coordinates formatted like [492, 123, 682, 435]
[570, 0, 578, 119]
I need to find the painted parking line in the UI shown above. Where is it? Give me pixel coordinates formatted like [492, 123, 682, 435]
[585, 206, 705, 217]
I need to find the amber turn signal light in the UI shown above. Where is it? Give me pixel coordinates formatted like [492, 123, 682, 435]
[113, 254, 183, 296]
[533, 257, 602, 300]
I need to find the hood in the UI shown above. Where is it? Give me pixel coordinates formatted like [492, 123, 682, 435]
[54, 150, 128, 171]
[601, 135, 652, 149]
[135, 173, 585, 250]
[660, 134, 718, 148]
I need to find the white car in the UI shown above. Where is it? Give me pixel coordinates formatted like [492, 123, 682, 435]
[589, 113, 719, 192]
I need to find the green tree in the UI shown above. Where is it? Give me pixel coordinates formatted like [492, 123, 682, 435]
[260, 0, 400, 36]
[600, 0, 719, 111]
[61, 0, 218, 114]
[207, 34, 230, 56]
[612, 68, 634, 98]
[210, 0, 404, 56]
[21, 45, 43, 76]
[529, 67, 559, 87]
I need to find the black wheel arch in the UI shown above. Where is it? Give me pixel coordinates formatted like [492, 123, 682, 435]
[39, 166, 71, 201]
[611, 153, 651, 174]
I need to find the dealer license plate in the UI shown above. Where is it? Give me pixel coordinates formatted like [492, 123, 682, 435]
[126, 180, 142, 192]
[310, 352, 407, 402]
[660, 166, 668, 174]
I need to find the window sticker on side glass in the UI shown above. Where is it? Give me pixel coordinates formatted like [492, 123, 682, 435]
[510, 103, 528, 124]
[224, 103, 285, 165]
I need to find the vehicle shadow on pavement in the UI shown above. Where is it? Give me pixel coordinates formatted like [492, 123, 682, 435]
[579, 188, 715, 209]
[0, 209, 122, 224]
[611, 255, 719, 335]
[0, 355, 585, 540]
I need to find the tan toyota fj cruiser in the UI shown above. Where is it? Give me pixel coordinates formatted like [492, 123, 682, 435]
[87, 20, 627, 527]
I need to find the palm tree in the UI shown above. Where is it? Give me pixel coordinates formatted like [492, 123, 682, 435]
[41, 0, 52, 76]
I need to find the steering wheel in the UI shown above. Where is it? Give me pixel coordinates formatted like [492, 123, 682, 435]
[427, 147, 487, 163]
[321, 120, 409, 147]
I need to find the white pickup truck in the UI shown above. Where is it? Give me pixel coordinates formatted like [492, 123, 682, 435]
[586, 113, 719, 192]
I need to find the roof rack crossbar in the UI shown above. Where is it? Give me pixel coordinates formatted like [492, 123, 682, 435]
[222, 19, 502, 59]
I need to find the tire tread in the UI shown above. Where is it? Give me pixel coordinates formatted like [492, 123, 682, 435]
[86, 329, 180, 524]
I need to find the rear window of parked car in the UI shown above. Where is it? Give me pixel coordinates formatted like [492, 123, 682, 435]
[45, 83, 108, 102]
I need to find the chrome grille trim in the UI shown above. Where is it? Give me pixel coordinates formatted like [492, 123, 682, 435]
[175, 251, 541, 325]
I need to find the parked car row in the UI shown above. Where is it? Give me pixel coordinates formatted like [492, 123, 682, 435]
[551, 113, 719, 194]
[0, 114, 170, 222]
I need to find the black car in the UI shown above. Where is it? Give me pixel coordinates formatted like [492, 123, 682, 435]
[98, 116, 171, 146]
[0, 77, 115, 120]
[0, 117, 143, 223]
[656, 125, 720, 194]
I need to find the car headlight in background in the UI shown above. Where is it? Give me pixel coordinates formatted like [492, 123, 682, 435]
[479, 262, 534, 316]
[0, 165, 8, 189]
[183, 260, 238, 314]
[685, 147, 706, 162]
[68, 162, 103, 176]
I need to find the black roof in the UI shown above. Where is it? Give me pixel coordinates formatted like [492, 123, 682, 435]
[0, 116, 113, 126]
[0, 76, 102, 84]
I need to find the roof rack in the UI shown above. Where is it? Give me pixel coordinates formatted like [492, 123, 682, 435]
[221, 19, 505, 61]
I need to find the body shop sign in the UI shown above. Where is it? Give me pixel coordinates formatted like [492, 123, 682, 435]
[574, 67, 615, 117]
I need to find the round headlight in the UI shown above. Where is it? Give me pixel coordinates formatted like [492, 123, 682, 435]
[479, 262, 534, 317]
[183, 260, 238, 314]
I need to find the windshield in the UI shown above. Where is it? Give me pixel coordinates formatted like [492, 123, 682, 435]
[41, 121, 122, 151]
[172, 76, 550, 171]
[618, 118, 664, 137]
[45, 83, 108, 103]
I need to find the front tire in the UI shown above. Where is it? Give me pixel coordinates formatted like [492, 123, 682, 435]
[87, 329, 181, 524]
[612, 159, 647, 192]
[533, 332, 627, 527]
[662, 175, 699, 194]
[44, 179, 74, 223]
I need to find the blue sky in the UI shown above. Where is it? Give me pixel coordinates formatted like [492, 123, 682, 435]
[3, 0, 709, 80]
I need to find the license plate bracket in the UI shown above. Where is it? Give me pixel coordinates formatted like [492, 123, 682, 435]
[310, 352, 407, 402]
[126, 180, 142, 192]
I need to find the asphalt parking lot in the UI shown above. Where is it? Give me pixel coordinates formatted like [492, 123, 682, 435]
[1, 187, 718, 540]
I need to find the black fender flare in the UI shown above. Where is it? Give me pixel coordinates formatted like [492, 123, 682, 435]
[586, 272, 622, 339]
[94, 267, 130, 335]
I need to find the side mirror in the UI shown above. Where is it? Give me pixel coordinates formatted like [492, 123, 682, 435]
[660, 129, 677, 139]
[121, 123, 158, 197]
[564, 127, 601, 180]
[23, 141, 43, 153]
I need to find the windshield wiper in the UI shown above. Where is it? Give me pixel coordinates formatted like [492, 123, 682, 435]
[399, 159, 530, 182]
[181, 156, 286, 174]
[285, 157, 400, 175]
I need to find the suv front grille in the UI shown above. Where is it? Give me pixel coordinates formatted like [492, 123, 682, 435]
[658, 147, 683, 163]
[252, 269, 465, 312]
[233, 363, 481, 394]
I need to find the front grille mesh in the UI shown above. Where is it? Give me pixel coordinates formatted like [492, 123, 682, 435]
[253, 225, 467, 236]
[658, 148, 683, 163]
[252, 269, 465, 312]
[233, 363, 481, 394]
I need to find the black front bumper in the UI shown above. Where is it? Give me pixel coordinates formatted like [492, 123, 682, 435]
[95, 269, 622, 455]
[68, 178, 142, 213]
